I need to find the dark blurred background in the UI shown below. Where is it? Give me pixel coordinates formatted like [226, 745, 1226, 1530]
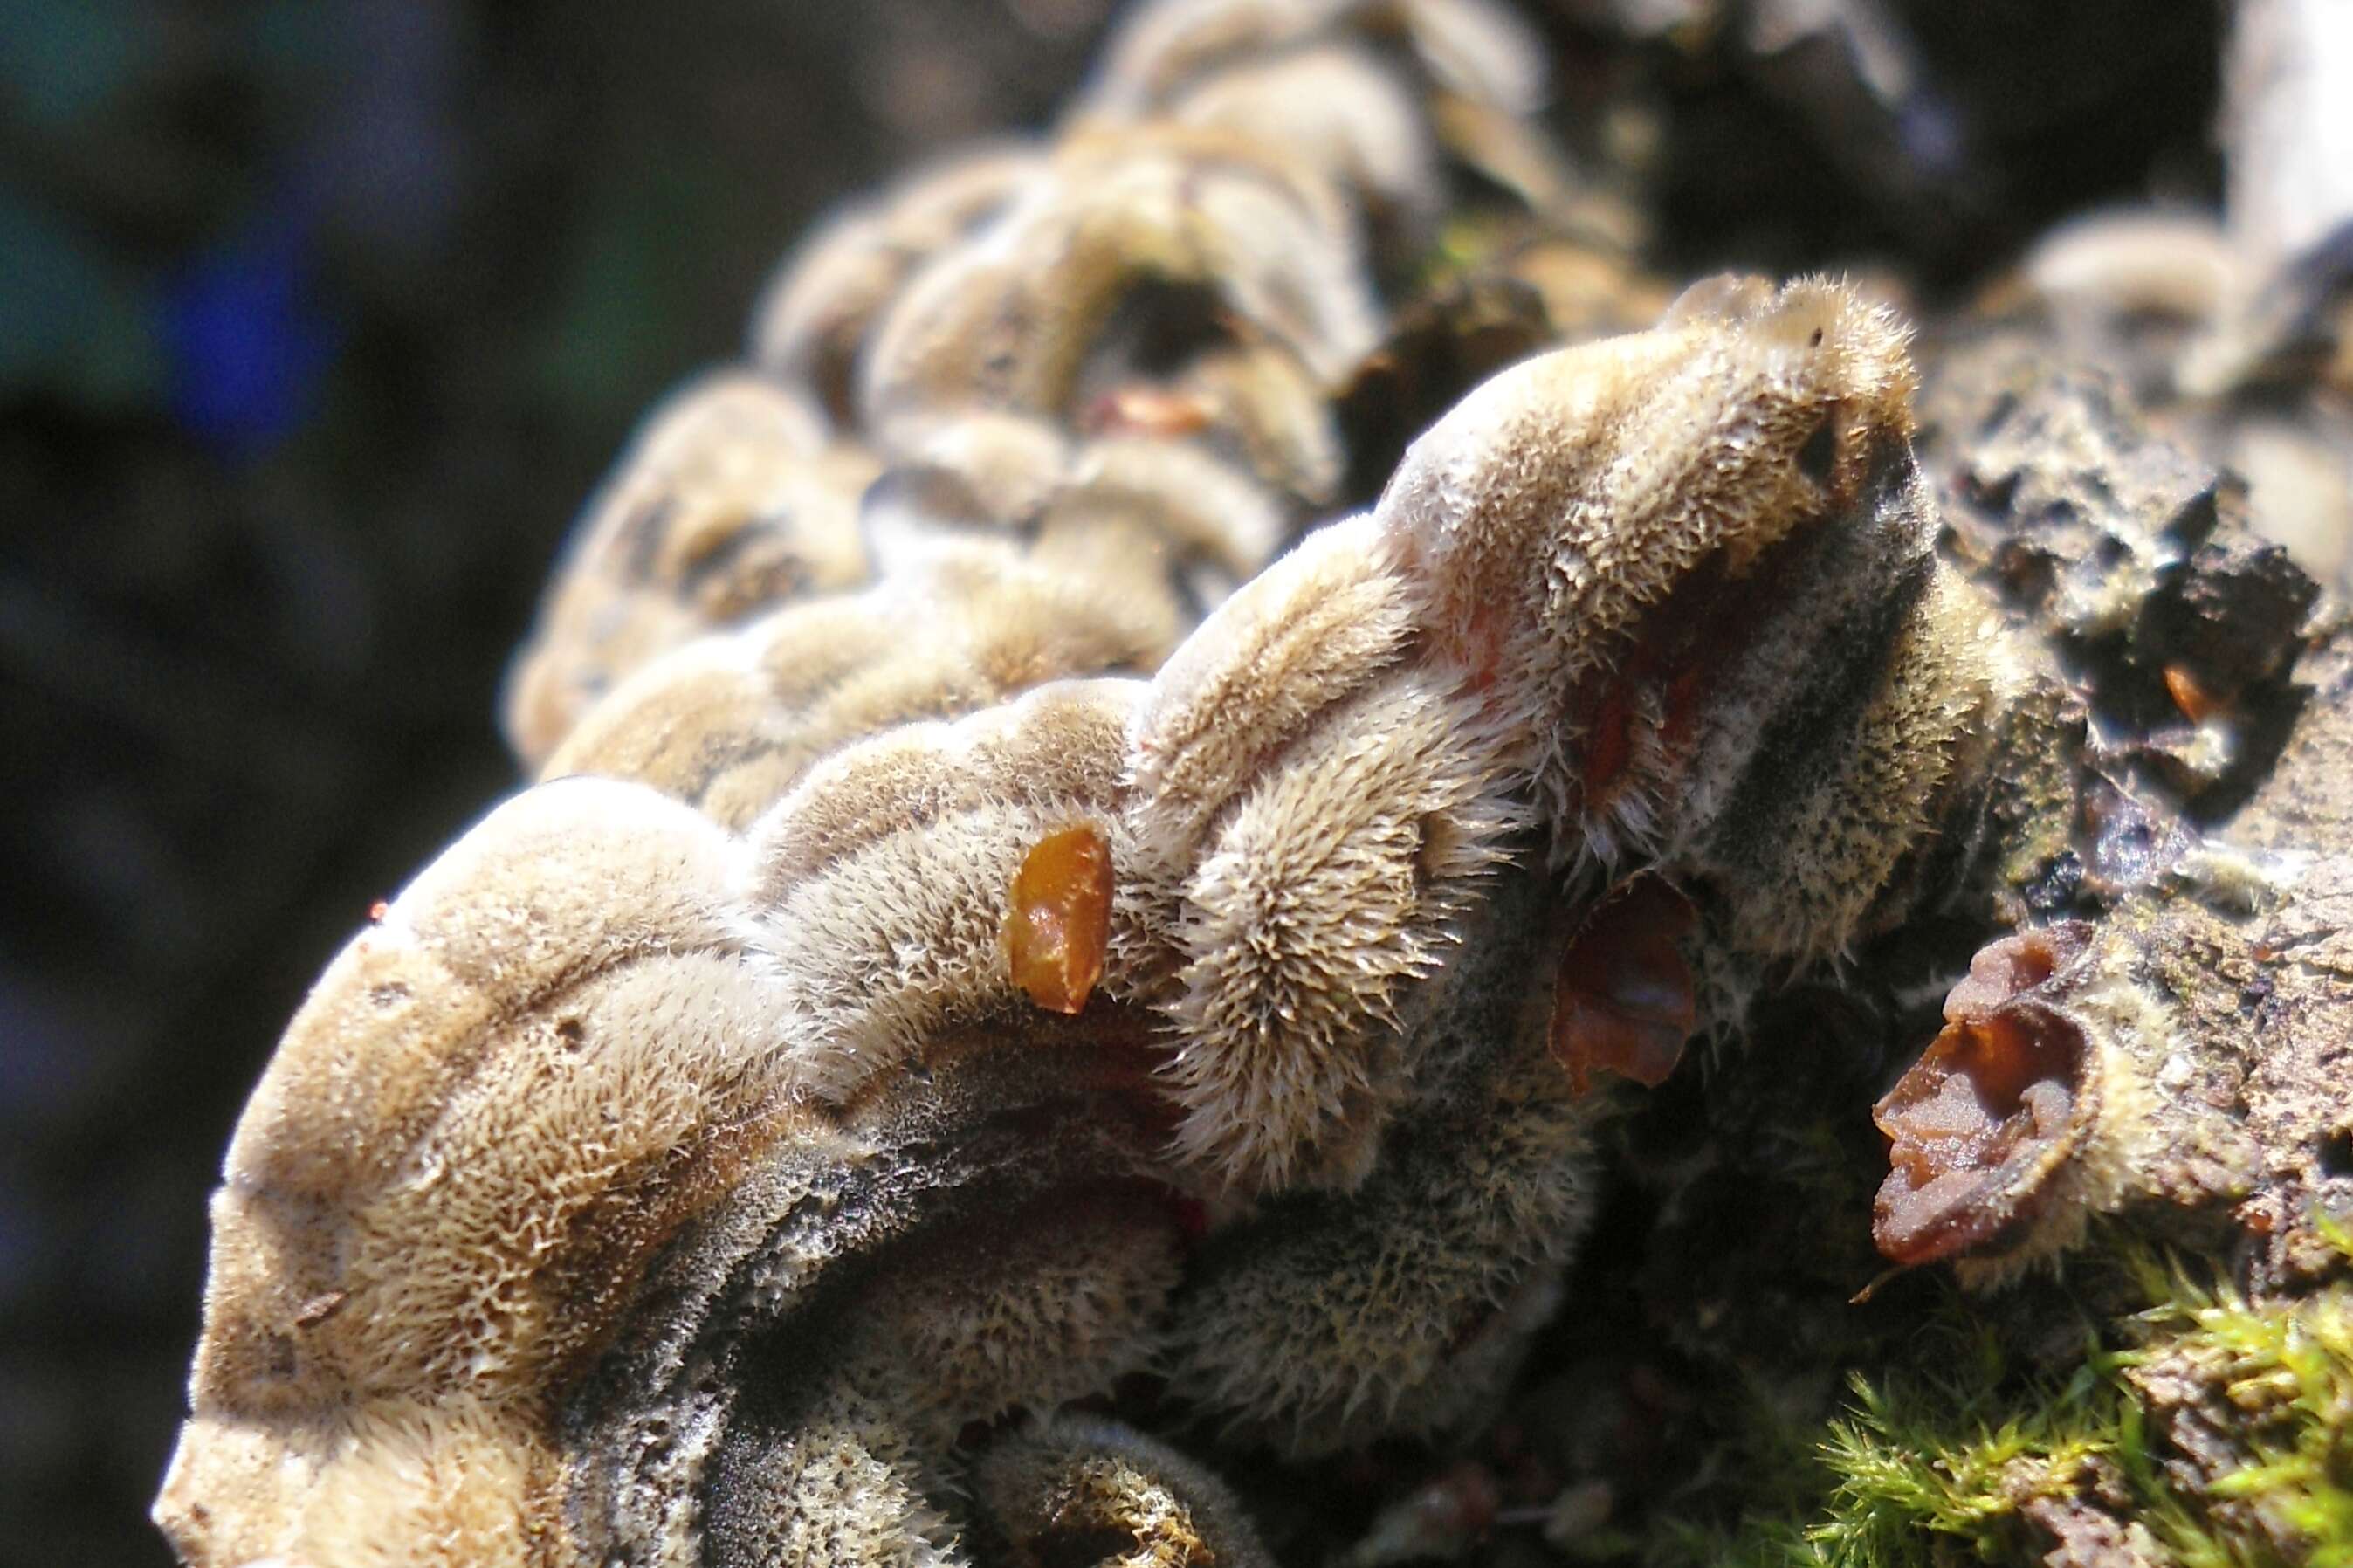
[0, 2, 2221, 1560]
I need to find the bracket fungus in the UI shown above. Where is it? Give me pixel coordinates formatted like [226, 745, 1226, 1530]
[156, 1, 2353, 1565]
[162, 261, 2013, 1568]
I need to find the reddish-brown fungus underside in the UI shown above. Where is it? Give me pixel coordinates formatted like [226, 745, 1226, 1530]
[1871, 923, 2096, 1266]
[1548, 877, 1700, 1095]
[1564, 541, 1789, 815]
[1005, 823, 1115, 1014]
[1580, 690, 1636, 799]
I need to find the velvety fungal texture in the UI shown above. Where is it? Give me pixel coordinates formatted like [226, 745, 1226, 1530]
[159, 283, 2007, 1565]
[153, 2, 2092, 1564]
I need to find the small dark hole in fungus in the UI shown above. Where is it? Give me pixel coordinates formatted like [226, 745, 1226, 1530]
[1871, 924, 2095, 1266]
[1035, 1527, 1145, 1568]
[2317, 1128, 2353, 1181]
[1076, 278, 1235, 392]
[1796, 414, 1839, 487]
[555, 1016, 588, 1050]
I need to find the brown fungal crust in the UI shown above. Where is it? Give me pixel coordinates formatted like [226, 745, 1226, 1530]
[1872, 923, 2102, 1267]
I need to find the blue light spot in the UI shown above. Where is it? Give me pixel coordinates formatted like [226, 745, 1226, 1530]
[162, 216, 340, 457]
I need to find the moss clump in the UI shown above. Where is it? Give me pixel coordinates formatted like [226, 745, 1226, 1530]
[1648, 1239, 2352, 1568]
[1655, 1331, 2135, 1568]
[2118, 1236, 2353, 1567]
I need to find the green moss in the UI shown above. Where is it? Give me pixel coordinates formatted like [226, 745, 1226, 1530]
[1655, 1325, 2132, 1568]
[1648, 1239, 2353, 1568]
[1809, 1365, 2124, 1564]
[2117, 1241, 2353, 1568]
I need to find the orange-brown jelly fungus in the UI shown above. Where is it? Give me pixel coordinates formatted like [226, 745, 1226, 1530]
[1549, 877, 1699, 1095]
[2163, 664, 2220, 724]
[1871, 923, 2095, 1266]
[1084, 385, 1214, 438]
[1004, 823, 1115, 1014]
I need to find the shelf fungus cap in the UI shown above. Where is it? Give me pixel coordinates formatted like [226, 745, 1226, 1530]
[749, 141, 1046, 428]
[155, 777, 806, 1568]
[500, 372, 875, 767]
[1373, 275, 1927, 877]
[1084, 0, 1548, 122]
[1873, 922, 2154, 1285]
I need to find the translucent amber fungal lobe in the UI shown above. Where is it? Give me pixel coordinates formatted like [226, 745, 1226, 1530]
[1547, 877, 1699, 1096]
[1005, 822, 1116, 1014]
[1872, 923, 2100, 1266]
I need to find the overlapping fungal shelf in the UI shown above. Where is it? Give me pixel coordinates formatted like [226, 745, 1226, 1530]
[157, 3, 2353, 1566]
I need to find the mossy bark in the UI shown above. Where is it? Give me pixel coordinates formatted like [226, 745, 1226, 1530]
[1440, 325, 2353, 1568]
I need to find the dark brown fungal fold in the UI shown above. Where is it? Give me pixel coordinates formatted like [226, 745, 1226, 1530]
[562, 1011, 1194, 1565]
